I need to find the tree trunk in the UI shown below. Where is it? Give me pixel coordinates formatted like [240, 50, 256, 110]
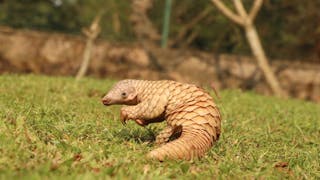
[130, 0, 160, 43]
[75, 15, 101, 81]
[210, 0, 285, 97]
[75, 39, 94, 81]
[245, 24, 285, 97]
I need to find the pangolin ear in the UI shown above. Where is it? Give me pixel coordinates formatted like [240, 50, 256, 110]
[127, 88, 137, 100]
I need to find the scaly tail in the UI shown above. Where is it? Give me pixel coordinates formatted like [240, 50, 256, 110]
[147, 90, 221, 161]
[147, 123, 218, 161]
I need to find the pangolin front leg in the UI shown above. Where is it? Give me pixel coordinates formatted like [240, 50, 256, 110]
[123, 110, 166, 127]
[120, 98, 174, 145]
[120, 94, 168, 124]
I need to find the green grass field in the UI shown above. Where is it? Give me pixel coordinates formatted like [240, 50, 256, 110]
[0, 74, 319, 179]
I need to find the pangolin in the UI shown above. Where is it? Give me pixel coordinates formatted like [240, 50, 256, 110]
[102, 80, 221, 161]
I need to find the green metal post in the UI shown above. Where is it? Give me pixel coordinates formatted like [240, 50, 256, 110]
[161, 0, 172, 48]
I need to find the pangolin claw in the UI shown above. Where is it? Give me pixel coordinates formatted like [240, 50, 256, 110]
[135, 119, 146, 126]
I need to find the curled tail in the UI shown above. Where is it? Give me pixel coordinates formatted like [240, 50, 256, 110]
[147, 123, 219, 161]
[147, 95, 221, 161]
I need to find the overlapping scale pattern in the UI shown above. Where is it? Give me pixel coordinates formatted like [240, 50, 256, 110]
[131, 80, 221, 161]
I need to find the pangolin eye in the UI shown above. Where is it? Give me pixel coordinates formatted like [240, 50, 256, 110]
[121, 92, 127, 98]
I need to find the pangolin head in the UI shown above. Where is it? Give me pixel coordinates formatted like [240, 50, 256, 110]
[102, 80, 138, 106]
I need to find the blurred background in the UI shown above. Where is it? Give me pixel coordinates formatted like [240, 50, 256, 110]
[0, 0, 319, 102]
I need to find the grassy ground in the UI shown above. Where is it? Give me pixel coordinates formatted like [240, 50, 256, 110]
[0, 74, 319, 179]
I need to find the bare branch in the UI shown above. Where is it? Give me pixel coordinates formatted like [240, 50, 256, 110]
[233, 0, 248, 18]
[76, 14, 101, 81]
[171, 6, 212, 46]
[249, 0, 263, 21]
[211, 0, 244, 26]
[182, 30, 199, 47]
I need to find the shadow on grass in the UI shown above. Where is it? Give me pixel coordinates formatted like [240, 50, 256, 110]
[114, 125, 182, 145]
[114, 127, 157, 144]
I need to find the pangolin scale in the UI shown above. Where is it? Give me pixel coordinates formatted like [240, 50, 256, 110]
[102, 80, 221, 161]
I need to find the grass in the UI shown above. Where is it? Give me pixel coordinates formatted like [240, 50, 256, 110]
[0, 74, 319, 179]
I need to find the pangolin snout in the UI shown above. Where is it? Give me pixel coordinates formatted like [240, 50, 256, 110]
[102, 98, 111, 105]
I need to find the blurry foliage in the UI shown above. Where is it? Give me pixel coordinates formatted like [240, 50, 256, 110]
[150, 0, 320, 60]
[0, 0, 319, 60]
[0, 0, 134, 41]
